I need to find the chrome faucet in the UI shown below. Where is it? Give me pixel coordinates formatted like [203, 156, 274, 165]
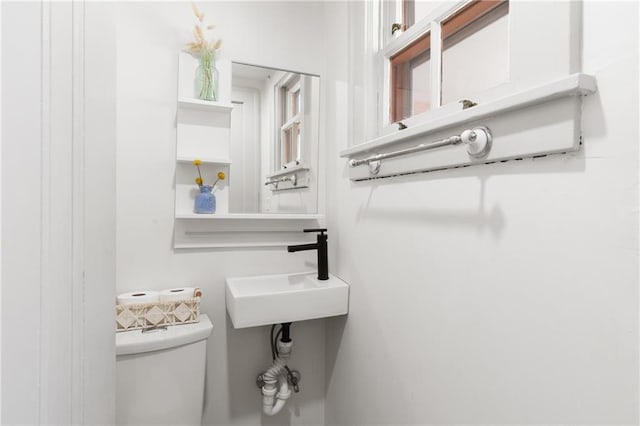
[287, 229, 328, 280]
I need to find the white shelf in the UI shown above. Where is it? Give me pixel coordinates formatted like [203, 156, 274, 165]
[340, 73, 596, 158]
[341, 73, 597, 181]
[176, 213, 324, 220]
[175, 241, 319, 249]
[174, 213, 326, 248]
[178, 97, 234, 113]
[177, 155, 232, 165]
[266, 163, 309, 179]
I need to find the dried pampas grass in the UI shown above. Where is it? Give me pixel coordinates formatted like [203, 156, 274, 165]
[185, 2, 222, 57]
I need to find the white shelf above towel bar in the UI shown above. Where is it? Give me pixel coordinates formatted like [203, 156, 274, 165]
[341, 73, 597, 181]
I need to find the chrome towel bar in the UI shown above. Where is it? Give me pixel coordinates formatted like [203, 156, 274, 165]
[348, 126, 492, 175]
[265, 174, 297, 188]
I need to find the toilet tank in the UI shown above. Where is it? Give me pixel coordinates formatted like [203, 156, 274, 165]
[116, 315, 213, 426]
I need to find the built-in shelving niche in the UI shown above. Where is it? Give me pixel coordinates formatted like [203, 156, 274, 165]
[174, 52, 323, 249]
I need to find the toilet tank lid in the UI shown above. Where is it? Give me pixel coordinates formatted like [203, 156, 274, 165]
[116, 314, 213, 356]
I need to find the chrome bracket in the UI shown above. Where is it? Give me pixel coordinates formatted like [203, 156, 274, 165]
[368, 159, 381, 175]
[460, 99, 478, 109]
[461, 126, 492, 159]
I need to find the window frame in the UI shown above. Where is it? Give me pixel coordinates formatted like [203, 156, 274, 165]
[376, 0, 583, 140]
[382, 1, 510, 129]
[341, 0, 589, 179]
[389, 31, 432, 123]
[274, 73, 304, 171]
[441, 0, 506, 41]
[380, 6, 439, 134]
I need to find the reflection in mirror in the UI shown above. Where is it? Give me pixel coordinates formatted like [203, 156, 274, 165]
[231, 63, 320, 214]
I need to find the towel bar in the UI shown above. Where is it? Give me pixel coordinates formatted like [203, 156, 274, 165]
[348, 126, 492, 175]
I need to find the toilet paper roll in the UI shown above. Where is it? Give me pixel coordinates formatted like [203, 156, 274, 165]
[159, 287, 201, 302]
[117, 291, 160, 305]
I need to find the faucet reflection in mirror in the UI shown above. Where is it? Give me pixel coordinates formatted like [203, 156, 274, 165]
[231, 63, 320, 214]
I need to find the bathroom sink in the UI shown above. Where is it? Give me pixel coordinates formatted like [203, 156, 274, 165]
[225, 272, 349, 328]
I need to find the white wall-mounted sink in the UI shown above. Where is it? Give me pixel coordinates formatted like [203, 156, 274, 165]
[225, 272, 349, 328]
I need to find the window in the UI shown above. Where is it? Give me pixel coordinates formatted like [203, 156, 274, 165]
[390, 32, 431, 122]
[440, 1, 509, 105]
[384, 0, 510, 126]
[275, 75, 302, 169]
[342, 0, 587, 179]
[399, 0, 440, 32]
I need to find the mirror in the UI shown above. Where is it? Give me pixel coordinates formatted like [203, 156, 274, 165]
[230, 63, 320, 214]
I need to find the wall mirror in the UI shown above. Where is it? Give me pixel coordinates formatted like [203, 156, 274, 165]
[230, 63, 320, 214]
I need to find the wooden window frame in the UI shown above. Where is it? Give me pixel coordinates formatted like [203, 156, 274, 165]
[389, 31, 430, 123]
[441, 0, 507, 40]
[356, 0, 582, 151]
[386, 0, 509, 125]
[398, 0, 505, 36]
[402, 0, 414, 30]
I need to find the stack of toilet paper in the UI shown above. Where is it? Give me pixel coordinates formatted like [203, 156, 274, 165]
[116, 287, 203, 305]
[115, 287, 203, 332]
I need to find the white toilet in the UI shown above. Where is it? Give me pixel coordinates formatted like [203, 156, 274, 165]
[115, 315, 213, 425]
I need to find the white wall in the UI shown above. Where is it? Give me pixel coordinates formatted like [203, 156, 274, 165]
[2, 2, 117, 424]
[114, 2, 328, 425]
[1, 3, 43, 423]
[84, 3, 118, 423]
[324, 1, 639, 425]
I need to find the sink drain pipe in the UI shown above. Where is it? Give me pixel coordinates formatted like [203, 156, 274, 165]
[260, 323, 297, 416]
